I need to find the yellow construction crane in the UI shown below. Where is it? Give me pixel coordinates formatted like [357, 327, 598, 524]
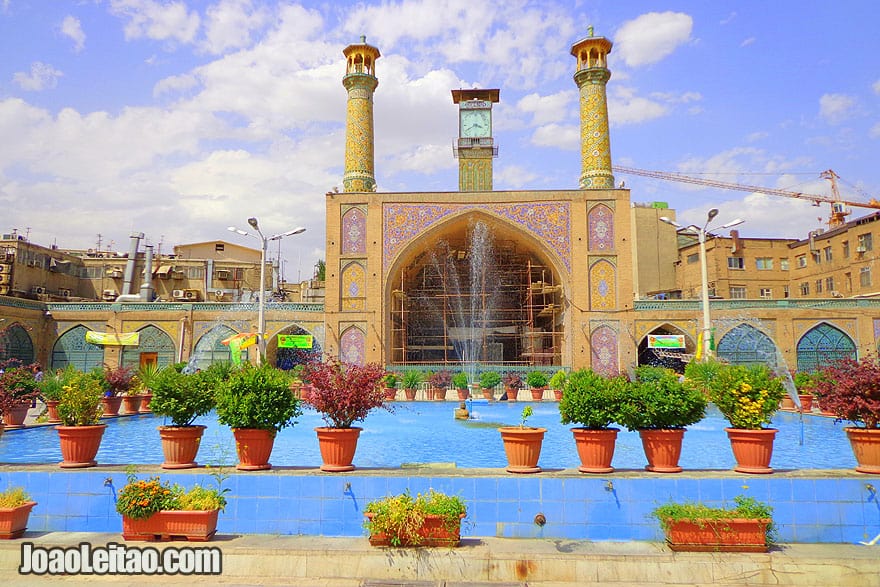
[612, 166, 880, 228]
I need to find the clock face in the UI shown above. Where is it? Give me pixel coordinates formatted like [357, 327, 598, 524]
[461, 109, 491, 138]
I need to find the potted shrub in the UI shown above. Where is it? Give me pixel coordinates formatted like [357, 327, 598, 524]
[149, 365, 218, 469]
[303, 357, 389, 472]
[812, 357, 880, 474]
[703, 362, 786, 474]
[116, 470, 227, 541]
[559, 369, 627, 473]
[0, 486, 37, 539]
[136, 363, 160, 412]
[479, 371, 501, 401]
[502, 372, 523, 401]
[427, 370, 451, 401]
[401, 370, 422, 401]
[0, 359, 40, 429]
[37, 367, 69, 424]
[526, 370, 548, 401]
[382, 372, 398, 402]
[652, 495, 775, 552]
[618, 366, 707, 473]
[55, 369, 107, 468]
[364, 489, 467, 547]
[792, 371, 815, 413]
[452, 372, 470, 400]
[98, 365, 126, 417]
[215, 363, 302, 470]
[499, 405, 546, 473]
[548, 370, 567, 401]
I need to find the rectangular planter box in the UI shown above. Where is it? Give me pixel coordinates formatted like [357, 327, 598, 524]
[365, 513, 464, 547]
[663, 518, 771, 552]
[0, 502, 37, 539]
[122, 509, 219, 542]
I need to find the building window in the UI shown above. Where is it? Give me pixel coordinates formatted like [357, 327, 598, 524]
[727, 257, 745, 270]
[858, 233, 873, 252]
[730, 286, 747, 299]
[783, 285, 790, 298]
[796, 255, 807, 268]
[759, 288, 772, 299]
[845, 272, 852, 292]
[215, 243, 225, 252]
[780, 258, 790, 270]
[686, 253, 699, 264]
[756, 257, 773, 270]
[800, 282, 810, 296]
[842, 241, 850, 258]
[860, 266, 872, 287]
[812, 251, 822, 264]
[824, 246, 832, 262]
[815, 279, 823, 293]
[826, 277, 835, 292]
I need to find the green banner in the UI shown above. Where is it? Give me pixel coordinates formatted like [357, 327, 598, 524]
[277, 334, 313, 349]
[647, 334, 685, 349]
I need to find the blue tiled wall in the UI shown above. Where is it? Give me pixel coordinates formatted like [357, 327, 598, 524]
[1, 469, 877, 544]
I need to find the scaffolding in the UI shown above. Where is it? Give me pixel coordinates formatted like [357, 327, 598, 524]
[390, 238, 562, 367]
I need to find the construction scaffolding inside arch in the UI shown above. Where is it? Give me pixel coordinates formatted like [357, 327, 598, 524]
[389, 219, 563, 367]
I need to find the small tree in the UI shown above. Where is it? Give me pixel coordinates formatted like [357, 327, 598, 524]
[812, 358, 880, 429]
[303, 357, 389, 429]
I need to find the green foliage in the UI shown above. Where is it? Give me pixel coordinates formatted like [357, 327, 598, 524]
[364, 489, 467, 547]
[37, 365, 77, 402]
[708, 363, 786, 429]
[136, 363, 161, 391]
[0, 486, 31, 508]
[57, 370, 105, 426]
[383, 372, 399, 389]
[519, 405, 533, 428]
[525, 370, 548, 388]
[652, 495, 776, 546]
[115, 469, 227, 521]
[149, 366, 217, 427]
[618, 366, 707, 430]
[215, 363, 301, 433]
[401, 370, 422, 390]
[548, 370, 567, 390]
[451, 372, 469, 390]
[559, 369, 627, 429]
[683, 359, 725, 395]
[479, 371, 501, 389]
[177, 484, 228, 512]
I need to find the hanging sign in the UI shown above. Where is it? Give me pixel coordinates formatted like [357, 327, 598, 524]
[647, 334, 685, 349]
[277, 334, 313, 349]
[85, 331, 140, 346]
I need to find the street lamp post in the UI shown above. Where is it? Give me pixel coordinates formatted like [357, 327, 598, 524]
[660, 209, 743, 361]
[228, 219, 306, 363]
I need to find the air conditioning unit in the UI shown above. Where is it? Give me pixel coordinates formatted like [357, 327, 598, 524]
[172, 289, 186, 300]
[59, 288, 72, 298]
[102, 289, 117, 300]
[215, 269, 231, 280]
[109, 269, 124, 278]
[0, 274, 10, 285]
[171, 270, 185, 279]
[831, 290, 844, 298]
[31, 285, 46, 295]
[183, 289, 200, 301]
[856, 246, 867, 254]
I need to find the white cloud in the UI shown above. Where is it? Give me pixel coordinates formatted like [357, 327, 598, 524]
[60, 15, 86, 52]
[819, 93, 856, 124]
[679, 193, 823, 239]
[614, 12, 693, 67]
[609, 86, 668, 125]
[516, 91, 574, 125]
[110, 0, 200, 45]
[747, 131, 769, 142]
[872, 79, 880, 94]
[740, 37, 756, 47]
[495, 164, 539, 189]
[201, 0, 268, 55]
[530, 123, 578, 150]
[12, 62, 63, 91]
[870, 122, 880, 139]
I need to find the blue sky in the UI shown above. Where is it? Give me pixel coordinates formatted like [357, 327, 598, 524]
[1, 1, 879, 279]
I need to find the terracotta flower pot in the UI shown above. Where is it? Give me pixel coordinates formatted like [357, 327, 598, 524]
[663, 517, 771, 552]
[0, 501, 37, 539]
[383, 388, 397, 401]
[158, 425, 206, 469]
[232, 428, 276, 471]
[780, 395, 795, 411]
[482, 388, 494, 401]
[101, 395, 123, 417]
[432, 388, 446, 401]
[404, 388, 417, 401]
[2, 402, 30, 429]
[798, 394, 814, 413]
[45, 400, 62, 424]
[365, 512, 466, 547]
[456, 389, 470, 401]
[139, 393, 152, 412]
[725, 428, 777, 474]
[571, 427, 618, 473]
[56, 424, 107, 468]
[121, 395, 142, 415]
[122, 509, 219, 542]
[499, 427, 546, 473]
[553, 389, 563, 401]
[506, 388, 519, 402]
[530, 388, 545, 401]
[639, 428, 685, 473]
[315, 427, 362, 472]
[845, 427, 880, 474]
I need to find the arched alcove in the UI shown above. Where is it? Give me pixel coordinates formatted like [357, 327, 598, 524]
[0, 323, 34, 363]
[267, 324, 322, 370]
[637, 324, 695, 373]
[192, 325, 245, 370]
[796, 322, 856, 372]
[51, 325, 104, 371]
[121, 325, 175, 370]
[717, 324, 780, 367]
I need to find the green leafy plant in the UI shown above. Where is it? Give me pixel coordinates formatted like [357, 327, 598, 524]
[0, 486, 31, 508]
[451, 372, 469, 390]
[652, 495, 776, 546]
[479, 371, 501, 389]
[56, 370, 105, 426]
[525, 370, 548, 389]
[519, 405, 534, 428]
[559, 369, 627, 429]
[364, 489, 467, 547]
[401, 370, 422, 390]
[707, 363, 786, 429]
[215, 363, 301, 433]
[37, 365, 77, 402]
[548, 370, 567, 390]
[618, 366, 707, 430]
[115, 468, 227, 521]
[136, 363, 161, 392]
[148, 366, 217, 427]
[683, 359, 725, 396]
[383, 372, 399, 389]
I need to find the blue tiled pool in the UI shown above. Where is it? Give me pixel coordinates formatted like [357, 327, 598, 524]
[0, 402, 858, 471]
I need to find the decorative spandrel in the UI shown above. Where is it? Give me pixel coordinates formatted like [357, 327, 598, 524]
[590, 325, 618, 376]
[589, 259, 616, 310]
[340, 327, 366, 366]
[341, 208, 367, 254]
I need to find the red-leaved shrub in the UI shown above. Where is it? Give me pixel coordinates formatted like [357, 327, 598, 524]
[302, 357, 389, 428]
[812, 357, 880, 429]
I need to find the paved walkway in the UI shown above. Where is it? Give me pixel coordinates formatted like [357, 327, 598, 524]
[1, 532, 878, 586]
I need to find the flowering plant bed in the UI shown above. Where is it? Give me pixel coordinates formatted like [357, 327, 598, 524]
[652, 495, 774, 552]
[364, 490, 466, 547]
[0, 487, 37, 539]
[122, 509, 219, 542]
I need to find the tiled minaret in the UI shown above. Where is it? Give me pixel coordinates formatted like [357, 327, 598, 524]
[571, 27, 615, 190]
[342, 36, 380, 192]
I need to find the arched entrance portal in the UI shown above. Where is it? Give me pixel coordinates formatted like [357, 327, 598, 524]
[0, 323, 34, 363]
[638, 324, 694, 373]
[796, 322, 856, 372]
[51, 325, 104, 371]
[717, 323, 779, 367]
[388, 216, 564, 367]
[268, 325, 322, 370]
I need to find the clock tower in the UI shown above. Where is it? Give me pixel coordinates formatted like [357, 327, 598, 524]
[452, 88, 500, 192]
